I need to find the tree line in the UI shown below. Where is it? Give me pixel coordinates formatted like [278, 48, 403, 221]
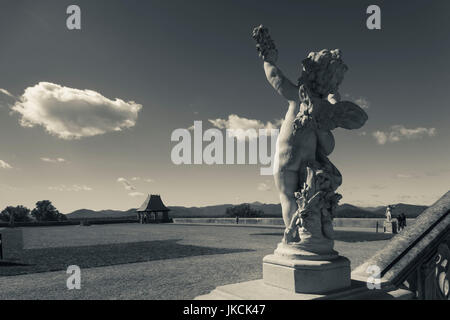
[0, 200, 67, 223]
[225, 203, 263, 218]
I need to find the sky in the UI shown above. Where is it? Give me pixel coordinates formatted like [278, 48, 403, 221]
[0, 0, 449, 213]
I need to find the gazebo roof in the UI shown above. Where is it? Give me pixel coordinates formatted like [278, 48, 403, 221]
[137, 194, 170, 212]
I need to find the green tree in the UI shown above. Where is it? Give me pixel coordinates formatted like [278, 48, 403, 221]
[225, 203, 263, 218]
[0, 205, 32, 223]
[31, 200, 67, 222]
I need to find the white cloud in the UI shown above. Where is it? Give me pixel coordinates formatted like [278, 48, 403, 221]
[0, 160, 12, 169]
[343, 94, 370, 109]
[128, 192, 145, 197]
[41, 157, 67, 163]
[395, 173, 418, 179]
[11, 82, 142, 140]
[354, 97, 370, 110]
[257, 182, 271, 192]
[117, 177, 136, 191]
[48, 184, 92, 192]
[209, 114, 281, 141]
[0, 88, 15, 109]
[130, 176, 154, 183]
[372, 131, 387, 145]
[373, 125, 436, 145]
[0, 88, 14, 98]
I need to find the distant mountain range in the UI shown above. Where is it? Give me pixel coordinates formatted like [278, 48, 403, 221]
[66, 202, 428, 220]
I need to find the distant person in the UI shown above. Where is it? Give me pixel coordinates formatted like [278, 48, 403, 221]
[400, 214, 405, 231]
[236, 216, 239, 224]
[392, 215, 399, 234]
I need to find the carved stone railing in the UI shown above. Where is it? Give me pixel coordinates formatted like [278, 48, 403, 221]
[352, 191, 450, 300]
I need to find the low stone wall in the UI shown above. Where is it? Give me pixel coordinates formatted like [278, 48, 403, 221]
[333, 218, 386, 228]
[173, 217, 409, 229]
[173, 217, 284, 226]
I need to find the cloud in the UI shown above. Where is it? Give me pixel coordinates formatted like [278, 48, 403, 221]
[0, 88, 14, 98]
[11, 82, 142, 140]
[372, 131, 388, 145]
[395, 173, 418, 179]
[130, 176, 154, 183]
[128, 192, 145, 197]
[0, 88, 15, 109]
[0, 160, 12, 169]
[48, 184, 92, 192]
[0, 184, 21, 191]
[257, 182, 271, 192]
[209, 114, 281, 141]
[369, 184, 385, 190]
[117, 177, 136, 191]
[373, 125, 437, 145]
[354, 97, 370, 110]
[343, 94, 370, 109]
[396, 174, 413, 179]
[41, 157, 67, 163]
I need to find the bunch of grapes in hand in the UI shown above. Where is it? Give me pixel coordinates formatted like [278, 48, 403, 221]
[252, 25, 278, 63]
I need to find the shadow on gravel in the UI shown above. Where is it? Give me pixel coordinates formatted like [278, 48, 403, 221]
[0, 239, 252, 276]
[250, 230, 395, 242]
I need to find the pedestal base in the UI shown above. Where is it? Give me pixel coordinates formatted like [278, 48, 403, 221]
[196, 279, 329, 300]
[263, 254, 351, 294]
[383, 221, 398, 234]
[195, 279, 415, 300]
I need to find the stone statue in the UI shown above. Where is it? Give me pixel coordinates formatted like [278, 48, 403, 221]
[253, 25, 368, 258]
[385, 205, 393, 222]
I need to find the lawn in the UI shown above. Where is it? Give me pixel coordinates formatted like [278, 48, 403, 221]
[0, 223, 394, 299]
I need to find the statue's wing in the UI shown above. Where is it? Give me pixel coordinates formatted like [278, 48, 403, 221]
[330, 101, 368, 130]
[318, 101, 368, 130]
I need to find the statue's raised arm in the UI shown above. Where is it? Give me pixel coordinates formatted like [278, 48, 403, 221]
[252, 25, 298, 102]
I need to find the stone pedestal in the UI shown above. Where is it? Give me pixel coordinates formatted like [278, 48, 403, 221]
[260, 240, 351, 294]
[384, 220, 398, 234]
[197, 240, 351, 299]
[0, 228, 23, 261]
[263, 254, 350, 294]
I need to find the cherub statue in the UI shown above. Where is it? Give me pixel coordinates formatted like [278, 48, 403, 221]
[252, 25, 367, 253]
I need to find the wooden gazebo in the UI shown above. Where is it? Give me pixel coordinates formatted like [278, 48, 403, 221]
[137, 194, 171, 223]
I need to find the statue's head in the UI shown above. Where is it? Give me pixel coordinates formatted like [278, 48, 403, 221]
[298, 49, 348, 99]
